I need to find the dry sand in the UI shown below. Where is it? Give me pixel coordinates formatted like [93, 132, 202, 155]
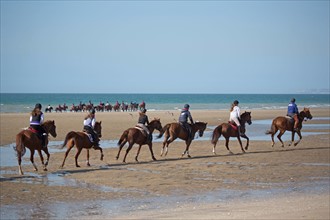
[0, 108, 329, 219]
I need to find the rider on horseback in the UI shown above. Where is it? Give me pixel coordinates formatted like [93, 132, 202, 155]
[287, 98, 299, 131]
[137, 108, 152, 141]
[229, 100, 245, 136]
[83, 108, 100, 147]
[179, 104, 194, 139]
[30, 103, 47, 148]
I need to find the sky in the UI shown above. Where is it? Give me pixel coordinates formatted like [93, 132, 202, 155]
[1, 1, 329, 94]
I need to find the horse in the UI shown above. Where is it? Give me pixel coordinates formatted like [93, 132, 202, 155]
[15, 120, 57, 175]
[158, 121, 208, 158]
[60, 121, 103, 168]
[211, 111, 252, 155]
[116, 119, 163, 163]
[113, 103, 120, 112]
[266, 108, 313, 147]
[45, 106, 53, 113]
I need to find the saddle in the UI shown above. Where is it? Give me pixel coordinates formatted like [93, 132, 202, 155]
[135, 125, 147, 137]
[285, 116, 295, 124]
[228, 121, 238, 131]
[28, 127, 39, 134]
[83, 129, 95, 143]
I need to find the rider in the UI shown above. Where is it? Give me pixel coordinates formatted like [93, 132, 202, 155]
[287, 98, 299, 131]
[30, 103, 47, 148]
[83, 108, 99, 147]
[179, 104, 194, 139]
[137, 108, 152, 141]
[229, 100, 245, 136]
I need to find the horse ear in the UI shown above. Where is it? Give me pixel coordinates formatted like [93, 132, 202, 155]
[99, 121, 102, 124]
[53, 120, 55, 124]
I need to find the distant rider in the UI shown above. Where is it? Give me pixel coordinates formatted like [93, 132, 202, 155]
[83, 108, 99, 147]
[137, 108, 152, 141]
[229, 100, 245, 136]
[287, 98, 299, 131]
[179, 104, 194, 139]
[30, 103, 47, 148]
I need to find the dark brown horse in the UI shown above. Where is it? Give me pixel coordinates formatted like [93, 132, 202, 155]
[60, 121, 103, 168]
[266, 108, 313, 147]
[159, 121, 208, 158]
[116, 119, 163, 163]
[15, 120, 57, 175]
[211, 112, 252, 155]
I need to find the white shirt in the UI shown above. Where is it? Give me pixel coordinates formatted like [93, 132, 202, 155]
[84, 117, 96, 128]
[230, 106, 240, 120]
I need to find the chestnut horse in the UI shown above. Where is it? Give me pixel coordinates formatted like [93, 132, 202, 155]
[266, 108, 313, 147]
[60, 121, 103, 168]
[116, 119, 163, 163]
[15, 120, 57, 175]
[211, 112, 252, 155]
[158, 121, 207, 158]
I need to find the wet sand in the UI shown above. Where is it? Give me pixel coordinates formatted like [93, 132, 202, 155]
[1, 108, 329, 219]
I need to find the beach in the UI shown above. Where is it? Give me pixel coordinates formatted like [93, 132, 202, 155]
[1, 108, 329, 219]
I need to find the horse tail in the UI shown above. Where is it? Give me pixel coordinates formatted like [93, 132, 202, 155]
[211, 125, 222, 145]
[157, 124, 170, 139]
[118, 129, 129, 146]
[15, 133, 26, 155]
[265, 121, 276, 135]
[61, 131, 76, 148]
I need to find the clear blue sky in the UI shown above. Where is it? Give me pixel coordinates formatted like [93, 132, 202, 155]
[1, 1, 329, 94]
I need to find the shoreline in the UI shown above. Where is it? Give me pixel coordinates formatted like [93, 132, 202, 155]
[1, 108, 329, 219]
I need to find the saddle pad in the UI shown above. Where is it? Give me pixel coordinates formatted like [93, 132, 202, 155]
[28, 127, 39, 134]
[228, 122, 238, 131]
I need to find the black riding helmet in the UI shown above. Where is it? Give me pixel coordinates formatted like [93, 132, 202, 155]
[291, 98, 296, 103]
[35, 103, 42, 109]
[233, 100, 239, 105]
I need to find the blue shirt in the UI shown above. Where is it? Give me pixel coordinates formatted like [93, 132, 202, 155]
[287, 102, 299, 116]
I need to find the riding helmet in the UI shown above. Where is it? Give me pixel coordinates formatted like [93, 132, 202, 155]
[291, 98, 296, 103]
[35, 103, 42, 109]
[142, 108, 147, 113]
[90, 108, 96, 114]
[233, 100, 239, 105]
[184, 104, 190, 109]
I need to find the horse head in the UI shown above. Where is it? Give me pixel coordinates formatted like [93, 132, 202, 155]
[241, 111, 252, 125]
[149, 118, 163, 132]
[94, 121, 102, 137]
[42, 120, 57, 138]
[194, 121, 207, 137]
[300, 108, 313, 120]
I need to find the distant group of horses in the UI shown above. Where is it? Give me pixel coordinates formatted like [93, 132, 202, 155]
[45, 101, 146, 113]
[14, 108, 313, 175]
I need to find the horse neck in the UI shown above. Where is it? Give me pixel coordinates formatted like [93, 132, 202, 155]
[192, 123, 202, 133]
[298, 111, 306, 121]
[41, 122, 51, 134]
[147, 122, 157, 133]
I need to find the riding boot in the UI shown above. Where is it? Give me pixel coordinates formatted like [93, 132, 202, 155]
[238, 126, 245, 137]
[148, 134, 153, 142]
[41, 134, 47, 149]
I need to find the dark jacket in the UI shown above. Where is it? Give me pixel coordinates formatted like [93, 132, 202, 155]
[287, 102, 299, 116]
[138, 114, 149, 125]
[179, 109, 194, 124]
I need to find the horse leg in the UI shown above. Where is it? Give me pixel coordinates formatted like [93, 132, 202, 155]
[225, 138, 233, 154]
[93, 146, 104, 161]
[294, 130, 302, 146]
[241, 134, 249, 151]
[37, 149, 47, 171]
[212, 142, 217, 155]
[181, 140, 192, 158]
[135, 145, 142, 162]
[18, 151, 24, 175]
[160, 134, 170, 157]
[164, 135, 176, 157]
[123, 143, 134, 163]
[74, 147, 83, 167]
[86, 149, 91, 166]
[116, 140, 127, 160]
[29, 149, 38, 171]
[288, 131, 295, 146]
[237, 136, 245, 153]
[42, 147, 50, 167]
[277, 130, 285, 147]
[148, 143, 157, 161]
[60, 146, 74, 168]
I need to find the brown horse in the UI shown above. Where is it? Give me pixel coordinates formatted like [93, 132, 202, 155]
[15, 120, 57, 175]
[60, 121, 103, 168]
[116, 119, 163, 163]
[266, 108, 313, 147]
[211, 112, 252, 155]
[158, 121, 208, 158]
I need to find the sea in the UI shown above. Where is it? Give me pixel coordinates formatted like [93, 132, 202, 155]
[0, 93, 329, 113]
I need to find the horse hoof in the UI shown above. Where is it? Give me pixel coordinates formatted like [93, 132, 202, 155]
[187, 155, 192, 158]
[152, 157, 157, 161]
[76, 165, 80, 168]
[87, 163, 91, 167]
[43, 168, 48, 171]
[100, 155, 104, 161]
